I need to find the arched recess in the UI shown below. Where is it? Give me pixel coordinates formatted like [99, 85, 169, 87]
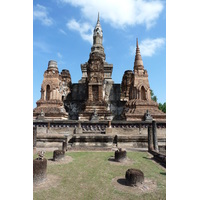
[46, 85, 50, 100]
[141, 86, 146, 100]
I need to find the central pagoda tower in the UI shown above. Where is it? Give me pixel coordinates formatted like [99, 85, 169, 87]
[78, 13, 113, 121]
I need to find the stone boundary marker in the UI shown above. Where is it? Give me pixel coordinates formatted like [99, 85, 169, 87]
[125, 168, 144, 186]
[53, 150, 65, 161]
[33, 158, 47, 184]
[115, 148, 127, 162]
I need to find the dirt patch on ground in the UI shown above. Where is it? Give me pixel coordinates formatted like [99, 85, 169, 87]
[33, 174, 61, 192]
[112, 176, 157, 195]
[47, 155, 73, 165]
[108, 156, 134, 166]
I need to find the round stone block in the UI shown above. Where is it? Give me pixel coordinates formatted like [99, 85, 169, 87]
[53, 150, 65, 161]
[33, 158, 47, 183]
[125, 168, 144, 186]
[115, 148, 127, 162]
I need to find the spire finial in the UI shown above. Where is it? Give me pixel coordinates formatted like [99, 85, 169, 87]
[97, 12, 100, 22]
[134, 37, 144, 70]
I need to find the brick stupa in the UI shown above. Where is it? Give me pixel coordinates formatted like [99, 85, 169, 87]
[33, 61, 71, 120]
[122, 39, 166, 121]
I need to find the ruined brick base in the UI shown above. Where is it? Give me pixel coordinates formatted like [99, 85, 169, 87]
[123, 99, 166, 121]
[33, 99, 68, 120]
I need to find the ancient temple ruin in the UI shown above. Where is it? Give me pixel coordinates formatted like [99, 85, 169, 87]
[33, 14, 166, 122]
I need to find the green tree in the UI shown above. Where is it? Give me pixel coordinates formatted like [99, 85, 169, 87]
[159, 102, 166, 113]
[151, 90, 166, 113]
[150, 89, 157, 102]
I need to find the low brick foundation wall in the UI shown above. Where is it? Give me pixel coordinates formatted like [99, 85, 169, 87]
[34, 120, 166, 151]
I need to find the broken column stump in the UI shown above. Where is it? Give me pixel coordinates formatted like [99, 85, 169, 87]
[33, 158, 47, 183]
[125, 168, 144, 186]
[53, 150, 65, 161]
[115, 148, 127, 162]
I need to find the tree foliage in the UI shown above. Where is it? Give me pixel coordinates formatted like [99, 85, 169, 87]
[159, 102, 166, 113]
[150, 89, 157, 102]
[151, 89, 166, 113]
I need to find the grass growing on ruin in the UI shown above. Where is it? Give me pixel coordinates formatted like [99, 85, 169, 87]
[33, 151, 166, 200]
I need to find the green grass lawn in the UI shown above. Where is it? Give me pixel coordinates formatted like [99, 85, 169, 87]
[33, 151, 166, 200]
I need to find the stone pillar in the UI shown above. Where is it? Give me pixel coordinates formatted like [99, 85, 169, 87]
[57, 89, 61, 100]
[33, 126, 37, 148]
[147, 89, 150, 100]
[33, 158, 47, 183]
[145, 90, 148, 100]
[138, 90, 141, 99]
[59, 92, 62, 101]
[139, 124, 141, 134]
[99, 85, 103, 100]
[52, 90, 55, 99]
[88, 85, 92, 101]
[62, 135, 68, 152]
[44, 90, 46, 101]
[62, 139, 67, 151]
[152, 120, 158, 152]
[108, 120, 111, 128]
[46, 122, 50, 133]
[41, 89, 44, 100]
[52, 90, 54, 99]
[148, 125, 154, 151]
[50, 91, 53, 99]
[106, 121, 112, 134]
[55, 89, 58, 100]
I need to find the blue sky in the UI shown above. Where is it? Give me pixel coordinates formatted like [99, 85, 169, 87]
[33, 0, 166, 108]
[2, 1, 200, 197]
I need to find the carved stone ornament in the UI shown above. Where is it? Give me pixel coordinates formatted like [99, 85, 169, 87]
[144, 110, 153, 121]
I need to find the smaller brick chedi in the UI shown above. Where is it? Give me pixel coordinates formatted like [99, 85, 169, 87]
[33, 60, 71, 120]
[122, 39, 166, 121]
[33, 13, 165, 122]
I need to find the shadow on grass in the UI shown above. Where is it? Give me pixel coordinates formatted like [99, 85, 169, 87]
[160, 172, 166, 176]
[143, 156, 152, 160]
[108, 156, 118, 163]
[143, 156, 166, 168]
[117, 178, 129, 187]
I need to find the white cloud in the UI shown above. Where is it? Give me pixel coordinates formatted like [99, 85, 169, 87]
[66, 19, 93, 44]
[59, 29, 67, 35]
[59, 0, 164, 29]
[33, 41, 51, 53]
[57, 52, 62, 58]
[33, 4, 53, 26]
[130, 38, 165, 57]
